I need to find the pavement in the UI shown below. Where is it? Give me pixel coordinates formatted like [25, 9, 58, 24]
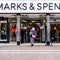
[0, 43, 60, 60]
[0, 54, 60, 60]
[0, 43, 60, 50]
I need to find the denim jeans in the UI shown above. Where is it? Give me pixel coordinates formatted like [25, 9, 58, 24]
[30, 37, 35, 44]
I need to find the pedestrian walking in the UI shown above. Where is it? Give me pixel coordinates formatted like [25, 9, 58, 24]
[29, 27, 36, 46]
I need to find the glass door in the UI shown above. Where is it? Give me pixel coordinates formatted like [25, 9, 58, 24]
[0, 21, 7, 42]
[50, 23, 60, 43]
[26, 20, 41, 43]
[55, 24, 60, 42]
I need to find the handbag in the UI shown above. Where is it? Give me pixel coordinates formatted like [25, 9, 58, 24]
[32, 34, 36, 38]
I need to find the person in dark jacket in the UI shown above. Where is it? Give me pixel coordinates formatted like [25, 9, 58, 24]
[29, 27, 36, 46]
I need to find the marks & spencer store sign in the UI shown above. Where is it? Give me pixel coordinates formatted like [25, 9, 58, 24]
[0, 1, 60, 13]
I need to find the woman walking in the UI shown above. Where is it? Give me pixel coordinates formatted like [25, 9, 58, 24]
[29, 27, 36, 46]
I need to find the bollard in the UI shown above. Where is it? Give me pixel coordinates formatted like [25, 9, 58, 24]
[46, 41, 50, 46]
[17, 41, 20, 45]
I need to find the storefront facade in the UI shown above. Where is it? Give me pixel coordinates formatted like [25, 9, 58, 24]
[0, 14, 60, 45]
[0, 0, 60, 45]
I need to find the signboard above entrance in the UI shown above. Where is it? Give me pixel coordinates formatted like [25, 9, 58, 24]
[0, 1, 60, 13]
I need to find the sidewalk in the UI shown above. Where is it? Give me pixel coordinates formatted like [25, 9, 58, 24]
[0, 43, 60, 50]
[0, 54, 60, 60]
[0, 43, 60, 60]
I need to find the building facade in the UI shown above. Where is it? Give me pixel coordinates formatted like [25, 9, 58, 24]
[0, 0, 60, 45]
[0, 13, 60, 45]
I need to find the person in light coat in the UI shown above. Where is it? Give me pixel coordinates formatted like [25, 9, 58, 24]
[29, 27, 36, 46]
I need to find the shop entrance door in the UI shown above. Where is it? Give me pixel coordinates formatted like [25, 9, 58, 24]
[0, 20, 8, 43]
[50, 23, 60, 43]
[25, 20, 46, 43]
[55, 24, 60, 42]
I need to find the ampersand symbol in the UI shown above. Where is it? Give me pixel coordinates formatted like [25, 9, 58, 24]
[29, 3, 35, 10]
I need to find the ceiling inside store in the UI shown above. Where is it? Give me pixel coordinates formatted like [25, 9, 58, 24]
[0, 14, 60, 18]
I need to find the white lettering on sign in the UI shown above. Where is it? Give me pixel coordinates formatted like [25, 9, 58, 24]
[0, 1, 60, 13]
